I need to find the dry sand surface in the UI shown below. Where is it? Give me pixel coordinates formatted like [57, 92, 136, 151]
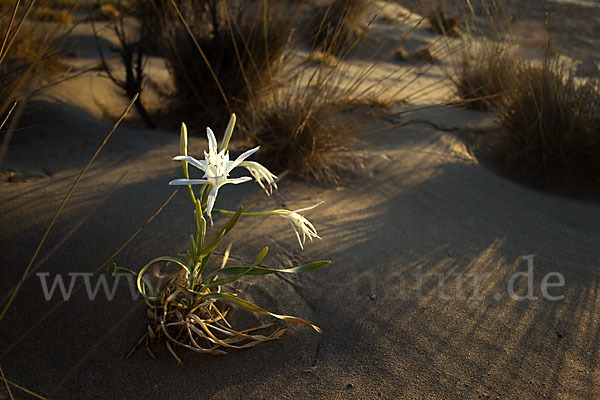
[1, 1, 599, 399]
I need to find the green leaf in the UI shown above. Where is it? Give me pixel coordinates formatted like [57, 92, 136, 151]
[200, 292, 322, 333]
[194, 253, 211, 278]
[254, 246, 268, 265]
[220, 206, 243, 236]
[107, 263, 137, 276]
[211, 261, 331, 277]
[198, 207, 242, 257]
[190, 235, 197, 256]
[201, 247, 267, 290]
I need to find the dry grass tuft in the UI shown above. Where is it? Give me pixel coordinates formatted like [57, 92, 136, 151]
[0, 2, 70, 69]
[153, 0, 292, 132]
[452, 39, 519, 110]
[29, 6, 73, 25]
[422, 0, 461, 37]
[0, 1, 71, 167]
[251, 96, 359, 184]
[453, 0, 600, 193]
[253, 100, 353, 183]
[305, 0, 370, 55]
[247, 0, 421, 183]
[496, 60, 600, 191]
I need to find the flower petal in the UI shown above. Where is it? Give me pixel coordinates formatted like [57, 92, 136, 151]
[206, 186, 220, 216]
[288, 220, 304, 249]
[226, 177, 253, 184]
[294, 201, 324, 213]
[173, 155, 207, 171]
[169, 178, 209, 186]
[226, 146, 260, 173]
[207, 127, 218, 155]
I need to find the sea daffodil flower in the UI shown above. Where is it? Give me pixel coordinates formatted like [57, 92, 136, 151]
[271, 202, 323, 249]
[239, 160, 278, 195]
[169, 115, 274, 216]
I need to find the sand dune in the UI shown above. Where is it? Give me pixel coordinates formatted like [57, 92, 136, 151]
[0, 1, 599, 399]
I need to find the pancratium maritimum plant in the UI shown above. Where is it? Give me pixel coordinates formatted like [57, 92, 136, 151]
[109, 114, 329, 362]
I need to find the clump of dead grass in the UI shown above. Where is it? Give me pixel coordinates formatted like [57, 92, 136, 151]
[305, 0, 370, 56]
[496, 60, 600, 191]
[452, 39, 519, 110]
[450, 0, 600, 193]
[29, 6, 73, 25]
[421, 0, 462, 37]
[251, 97, 358, 184]
[0, 1, 70, 71]
[0, 0, 71, 167]
[152, 0, 292, 132]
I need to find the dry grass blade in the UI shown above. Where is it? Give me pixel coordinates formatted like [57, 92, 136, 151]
[0, 172, 126, 308]
[0, 370, 46, 400]
[0, 100, 17, 131]
[0, 365, 13, 400]
[0, 188, 178, 360]
[305, 0, 370, 56]
[0, 3, 70, 168]
[48, 301, 144, 398]
[0, 97, 27, 169]
[165, 0, 232, 114]
[0, 0, 36, 66]
[125, 331, 148, 359]
[0, 0, 20, 58]
[0, 94, 139, 322]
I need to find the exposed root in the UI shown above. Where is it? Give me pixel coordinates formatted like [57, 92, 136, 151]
[128, 272, 286, 362]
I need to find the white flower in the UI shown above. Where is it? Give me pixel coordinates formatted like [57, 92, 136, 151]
[272, 202, 323, 249]
[239, 161, 278, 195]
[169, 120, 259, 216]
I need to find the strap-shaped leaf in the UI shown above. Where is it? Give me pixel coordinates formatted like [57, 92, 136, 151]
[202, 247, 269, 290]
[200, 292, 322, 333]
[253, 246, 269, 265]
[107, 263, 135, 276]
[219, 206, 242, 236]
[107, 263, 159, 299]
[198, 207, 242, 258]
[211, 260, 330, 277]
